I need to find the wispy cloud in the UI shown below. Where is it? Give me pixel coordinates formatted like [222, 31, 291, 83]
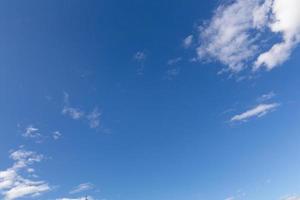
[0, 148, 50, 200]
[183, 35, 193, 48]
[22, 125, 41, 139]
[52, 131, 62, 140]
[57, 196, 94, 200]
[87, 108, 101, 129]
[224, 197, 235, 200]
[62, 93, 102, 129]
[167, 57, 182, 66]
[164, 67, 181, 80]
[281, 196, 300, 200]
[197, 0, 300, 73]
[257, 91, 276, 102]
[231, 103, 279, 122]
[70, 183, 95, 194]
[133, 51, 147, 75]
[62, 93, 84, 120]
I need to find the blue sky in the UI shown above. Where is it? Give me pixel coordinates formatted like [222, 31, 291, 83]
[1, 0, 300, 200]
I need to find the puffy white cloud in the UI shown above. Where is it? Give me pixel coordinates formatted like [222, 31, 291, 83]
[0, 149, 50, 200]
[197, 0, 259, 72]
[197, 0, 300, 73]
[231, 103, 279, 122]
[254, 0, 300, 70]
[70, 183, 95, 194]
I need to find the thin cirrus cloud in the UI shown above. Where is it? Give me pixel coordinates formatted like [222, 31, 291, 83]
[282, 196, 300, 200]
[197, 0, 300, 73]
[22, 125, 41, 139]
[52, 131, 62, 140]
[0, 148, 50, 200]
[62, 93, 101, 129]
[165, 57, 182, 80]
[257, 91, 276, 102]
[133, 51, 147, 75]
[56, 196, 94, 200]
[231, 103, 279, 122]
[183, 35, 193, 48]
[69, 183, 95, 194]
[62, 93, 85, 120]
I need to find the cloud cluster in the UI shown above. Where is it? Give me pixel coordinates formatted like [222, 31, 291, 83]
[0, 149, 50, 200]
[197, 0, 300, 73]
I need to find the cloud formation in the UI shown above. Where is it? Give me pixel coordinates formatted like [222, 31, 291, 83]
[257, 91, 276, 102]
[282, 196, 300, 200]
[183, 35, 193, 48]
[197, 0, 300, 73]
[0, 149, 50, 200]
[231, 103, 279, 122]
[62, 93, 84, 120]
[62, 93, 101, 129]
[57, 196, 94, 200]
[70, 183, 95, 194]
[52, 131, 62, 140]
[22, 125, 41, 138]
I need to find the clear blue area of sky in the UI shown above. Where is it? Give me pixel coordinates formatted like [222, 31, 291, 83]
[1, 1, 300, 200]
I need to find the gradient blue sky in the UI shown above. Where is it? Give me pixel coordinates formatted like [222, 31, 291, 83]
[1, 0, 300, 200]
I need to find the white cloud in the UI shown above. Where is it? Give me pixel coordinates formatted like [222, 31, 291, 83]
[183, 35, 193, 48]
[197, 0, 300, 73]
[0, 149, 50, 200]
[282, 196, 300, 200]
[257, 91, 276, 102]
[225, 197, 235, 200]
[254, 0, 300, 70]
[87, 109, 101, 129]
[62, 107, 84, 120]
[167, 57, 182, 65]
[231, 103, 279, 122]
[62, 93, 84, 120]
[197, 0, 259, 72]
[52, 131, 62, 140]
[22, 125, 41, 138]
[57, 196, 94, 200]
[62, 93, 103, 130]
[70, 183, 95, 194]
